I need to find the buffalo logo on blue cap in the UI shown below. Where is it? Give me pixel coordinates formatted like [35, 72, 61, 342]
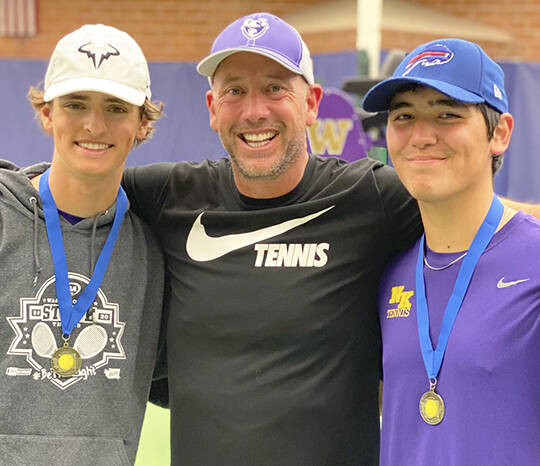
[78, 41, 120, 69]
[241, 17, 269, 40]
[403, 43, 454, 76]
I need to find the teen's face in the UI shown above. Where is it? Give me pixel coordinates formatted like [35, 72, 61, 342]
[206, 52, 321, 183]
[386, 87, 509, 204]
[41, 91, 148, 181]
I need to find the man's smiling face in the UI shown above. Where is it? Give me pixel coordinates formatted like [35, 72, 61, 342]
[206, 52, 319, 184]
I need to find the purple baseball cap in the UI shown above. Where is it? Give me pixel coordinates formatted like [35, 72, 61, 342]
[197, 12, 314, 84]
[362, 38, 508, 114]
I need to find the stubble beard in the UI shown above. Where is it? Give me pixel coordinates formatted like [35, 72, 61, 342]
[221, 131, 305, 180]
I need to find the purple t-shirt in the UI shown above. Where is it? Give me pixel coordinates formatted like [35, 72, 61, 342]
[378, 211, 540, 466]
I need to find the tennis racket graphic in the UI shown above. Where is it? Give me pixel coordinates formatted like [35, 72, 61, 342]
[31, 321, 108, 359]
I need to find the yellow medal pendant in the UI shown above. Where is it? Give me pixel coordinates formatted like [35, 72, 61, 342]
[419, 378, 445, 425]
[51, 335, 82, 377]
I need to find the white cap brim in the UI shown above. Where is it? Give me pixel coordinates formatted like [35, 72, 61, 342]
[43, 76, 147, 106]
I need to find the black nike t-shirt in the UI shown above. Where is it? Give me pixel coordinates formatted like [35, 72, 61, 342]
[123, 155, 421, 466]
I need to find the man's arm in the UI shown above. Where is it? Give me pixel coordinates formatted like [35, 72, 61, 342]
[374, 164, 423, 255]
[122, 163, 175, 224]
[500, 197, 540, 219]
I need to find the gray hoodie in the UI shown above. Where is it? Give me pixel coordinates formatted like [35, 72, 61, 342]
[0, 160, 164, 465]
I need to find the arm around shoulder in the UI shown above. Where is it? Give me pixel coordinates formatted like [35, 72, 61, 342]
[374, 164, 423, 254]
[122, 163, 176, 223]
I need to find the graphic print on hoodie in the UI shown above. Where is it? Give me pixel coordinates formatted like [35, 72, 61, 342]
[7, 271, 126, 390]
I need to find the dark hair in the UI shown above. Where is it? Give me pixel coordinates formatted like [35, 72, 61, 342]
[475, 102, 503, 174]
[390, 83, 504, 174]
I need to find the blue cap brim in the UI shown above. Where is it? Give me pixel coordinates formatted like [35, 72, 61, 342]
[362, 76, 485, 113]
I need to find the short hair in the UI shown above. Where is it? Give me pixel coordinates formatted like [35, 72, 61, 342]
[475, 102, 503, 174]
[26, 86, 164, 146]
[389, 83, 504, 175]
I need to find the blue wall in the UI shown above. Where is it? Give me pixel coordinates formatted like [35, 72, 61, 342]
[3, 52, 540, 201]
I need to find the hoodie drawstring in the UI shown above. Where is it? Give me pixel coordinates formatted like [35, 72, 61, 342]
[90, 211, 106, 272]
[29, 195, 105, 286]
[29, 196, 42, 287]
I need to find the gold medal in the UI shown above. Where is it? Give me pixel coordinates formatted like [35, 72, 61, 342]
[419, 380, 445, 425]
[51, 336, 82, 377]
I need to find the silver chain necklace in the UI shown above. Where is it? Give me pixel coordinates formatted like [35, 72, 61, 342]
[423, 207, 513, 271]
[423, 252, 467, 271]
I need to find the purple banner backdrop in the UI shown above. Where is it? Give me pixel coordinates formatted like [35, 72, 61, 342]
[307, 88, 370, 162]
[0, 52, 539, 201]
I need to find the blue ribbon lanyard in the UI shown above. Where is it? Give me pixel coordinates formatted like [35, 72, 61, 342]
[39, 168, 128, 336]
[415, 194, 504, 381]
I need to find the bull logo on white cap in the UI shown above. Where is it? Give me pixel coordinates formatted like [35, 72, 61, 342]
[241, 17, 269, 40]
[78, 41, 120, 69]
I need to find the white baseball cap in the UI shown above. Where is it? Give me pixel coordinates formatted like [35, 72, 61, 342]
[43, 24, 151, 106]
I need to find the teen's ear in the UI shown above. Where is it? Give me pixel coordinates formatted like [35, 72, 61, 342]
[136, 117, 150, 142]
[40, 102, 54, 134]
[490, 113, 514, 155]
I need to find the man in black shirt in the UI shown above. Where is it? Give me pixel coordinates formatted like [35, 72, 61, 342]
[124, 12, 421, 465]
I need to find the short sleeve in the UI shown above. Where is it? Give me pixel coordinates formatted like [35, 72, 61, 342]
[122, 163, 175, 225]
[373, 164, 422, 255]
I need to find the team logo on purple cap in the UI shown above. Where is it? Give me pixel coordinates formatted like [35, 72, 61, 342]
[78, 41, 120, 69]
[402, 43, 454, 76]
[241, 17, 269, 40]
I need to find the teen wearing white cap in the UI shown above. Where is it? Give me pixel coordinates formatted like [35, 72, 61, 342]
[123, 13, 539, 465]
[364, 38, 540, 465]
[0, 24, 164, 465]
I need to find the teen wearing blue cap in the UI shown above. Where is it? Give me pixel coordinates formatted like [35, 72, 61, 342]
[364, 38, 540, 465]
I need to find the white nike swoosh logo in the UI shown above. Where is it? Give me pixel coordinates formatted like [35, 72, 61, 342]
[186, 205, 335, 262]
[497, 277, 530, 289]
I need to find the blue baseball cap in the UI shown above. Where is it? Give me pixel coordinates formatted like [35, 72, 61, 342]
[197, 12, 314, 85]
[362, 38, 508, 114]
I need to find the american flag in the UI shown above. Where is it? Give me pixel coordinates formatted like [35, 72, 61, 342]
[0, 0, 37, 37]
